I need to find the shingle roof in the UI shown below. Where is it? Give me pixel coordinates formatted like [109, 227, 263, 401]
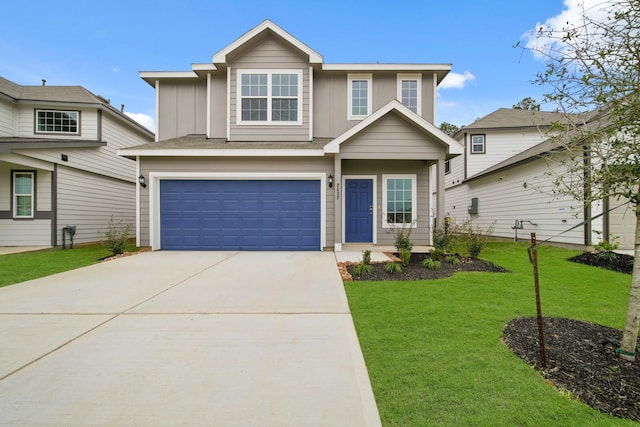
[461, 108, 566, 131]
[0, 77, 100, 104]
[124, 134, 330, 151]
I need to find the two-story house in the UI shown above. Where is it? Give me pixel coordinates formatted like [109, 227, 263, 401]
[444, 108, 636, 250]
[0, 77, 154, 247]
[119, 20, 463, 251]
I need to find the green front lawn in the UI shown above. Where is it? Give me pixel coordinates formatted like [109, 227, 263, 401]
[0, 244, 137, 288]
[345, 241, 635, 426]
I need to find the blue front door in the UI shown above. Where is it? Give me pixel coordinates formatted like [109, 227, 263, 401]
[345, 179, 373, 242]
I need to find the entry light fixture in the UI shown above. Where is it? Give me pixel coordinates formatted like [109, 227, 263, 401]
[328, 173, 334, 188]
[138, 175, 147, 188]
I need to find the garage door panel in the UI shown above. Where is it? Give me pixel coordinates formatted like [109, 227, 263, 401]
[160, 180, 320, 250]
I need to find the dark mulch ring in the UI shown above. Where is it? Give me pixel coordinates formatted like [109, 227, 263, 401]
[503, 317, 640, 421]
[569, 251, 634, 275]
[347, 252, 509, 281]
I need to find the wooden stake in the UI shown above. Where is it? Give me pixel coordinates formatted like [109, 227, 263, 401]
[529, 233, 547, 369]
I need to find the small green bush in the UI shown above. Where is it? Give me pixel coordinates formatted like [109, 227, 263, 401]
[362, 250, 372, 265]
[399, 248, 412, 267]
[422, 258, 442, 270]
[449, 219, 494, 259]
[430, 248, 444, 261]
[445, 255, 462, 266]
[354, 261, 373, 276]
[385, 262, 402, 273]
[101, 216, 131, 256]
[390, 222, 414, 251]
[432, 224, 452, 252]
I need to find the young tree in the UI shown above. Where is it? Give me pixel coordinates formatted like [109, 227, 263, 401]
[526, 0, 640, 360]
[439, 121, 461, 137]
[513, 97, 541, 111]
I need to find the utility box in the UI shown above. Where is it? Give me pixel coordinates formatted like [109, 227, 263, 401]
[468, 197, 479, 214]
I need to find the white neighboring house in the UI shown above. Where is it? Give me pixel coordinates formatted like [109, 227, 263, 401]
[443, 108, 636, 250]
[0, 77, 155, 247]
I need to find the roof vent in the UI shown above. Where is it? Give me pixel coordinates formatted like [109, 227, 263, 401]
[41, 79, 46, 86]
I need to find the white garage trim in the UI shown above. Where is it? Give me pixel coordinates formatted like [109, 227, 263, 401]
[149, 172, 327, 251]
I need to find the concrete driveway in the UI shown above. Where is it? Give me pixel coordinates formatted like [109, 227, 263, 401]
[0, 251, 381, 426]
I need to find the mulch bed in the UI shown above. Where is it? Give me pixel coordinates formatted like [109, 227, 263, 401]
[503, 317, 640, 421]
[344, 252, 508, 281]
[569, 251, 634, 275]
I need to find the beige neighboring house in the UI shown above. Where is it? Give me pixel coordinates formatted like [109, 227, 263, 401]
[119, 20, 463, 251]
[444, 108, 637, 250]
[0, 77, 155, 248]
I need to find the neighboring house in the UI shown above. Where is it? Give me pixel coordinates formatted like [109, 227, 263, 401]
[444, 108, 636, 250]
[0, 77, 155, 247]
[118, 20, 463, 251]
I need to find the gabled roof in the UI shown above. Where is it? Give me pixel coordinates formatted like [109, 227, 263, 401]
[324, 100, 463, 156]
[459, 108, 566, 133]
[212, 19, 323, 65]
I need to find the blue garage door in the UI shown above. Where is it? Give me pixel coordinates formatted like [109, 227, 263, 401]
[160, 180, 321, 250]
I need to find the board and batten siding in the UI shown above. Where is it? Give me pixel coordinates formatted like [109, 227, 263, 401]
[209, 74, 227, 139]
[138, 157, 335, 248]
[228, 34, 310, 142]
[157, 79, 207, 141]
[339, 113, 446, 160]
[342, 159, 431, 246]
[56, 165, 135, 245]
[0, 97, 14, 136]
[445, 157, 586, 245]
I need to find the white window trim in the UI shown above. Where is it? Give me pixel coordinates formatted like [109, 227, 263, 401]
[236, 69, 303, 126]
[397, 73, 422, 115]
[13, 171, 34, 219]
[471, 134, 486, 154]
[35, 109, 80, 135]
[149, 172, 326, 251]
[382, 174, 417, 229]
[347, 73, 372, 120]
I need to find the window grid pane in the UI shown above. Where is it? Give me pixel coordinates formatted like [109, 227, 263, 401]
[401, 80, 418, 113]
[386, 178, 413, 224]
[36, 110, 78, 133]
[351, 80, 369, 116]
[241, 99, 268, 121]
[240, 72, 299, 122]
[14, 173, 33, 217]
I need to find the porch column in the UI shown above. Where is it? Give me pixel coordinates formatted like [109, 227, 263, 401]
[436, 158, 446, 228]
[334, 155, 342, 251]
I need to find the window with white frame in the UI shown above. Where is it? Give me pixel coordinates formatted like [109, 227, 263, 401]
[471, 134, 486, 154]
[13, 171, 34, 218]
[36, 110, 79, 134]
[348, 74, 372, 119]
[397, 74, 422, 115]
[383, 175, 417, 228]
[237, 70, 302, 124]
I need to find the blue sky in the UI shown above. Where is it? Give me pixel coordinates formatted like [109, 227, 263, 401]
[0, 0, 580, 131]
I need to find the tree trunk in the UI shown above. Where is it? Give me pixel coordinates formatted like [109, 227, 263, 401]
[619, 202, 640, 361]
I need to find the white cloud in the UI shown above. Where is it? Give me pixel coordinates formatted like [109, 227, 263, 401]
[439, 71, 475, 90]
[522, 0, 613, 59]
[111, 66, 121, 73]
[125, 112, 155, 132]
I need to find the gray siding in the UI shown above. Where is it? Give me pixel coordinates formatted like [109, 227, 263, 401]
[228, 34, 310, 142]
[139, 157, 335, 248]
[422, 73, 435, 124]
[342, 160, 431, 246]
[158, 80, 207, 141]
[0, 97, 14, 136]
[210, 74, 227, 139]
[340, 113, 446, 159]
[608, 197, 636, 250]
[17, 104, 99, 140]
[56, 165, 136, 245]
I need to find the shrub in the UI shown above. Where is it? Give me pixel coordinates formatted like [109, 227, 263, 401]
[430, 248, 444, 262]
[362, 250, 372, 265]
[101, 216, 131, 256]
[449, 219, 495, 259]
[445, 255, 462, 266]
[385, 262, 402, 273]
[593, 232, 620, 252]
[432, 224, 452, 252]
[422, 258, 442, 270]
[399, 248, 412, 267]
[390, 221, 414, 251]
[354, 261, 373, 276]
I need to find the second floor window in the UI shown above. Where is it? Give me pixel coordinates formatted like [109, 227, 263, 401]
[238, 70, 302, 125]
[36, 110, 79, 134]
[397, 74, 422, 115]
[471, 134, 486, 154]
[348, 74, 372, 120]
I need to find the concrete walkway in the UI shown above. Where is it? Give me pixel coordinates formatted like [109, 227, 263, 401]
[0, 251, 381, 426]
